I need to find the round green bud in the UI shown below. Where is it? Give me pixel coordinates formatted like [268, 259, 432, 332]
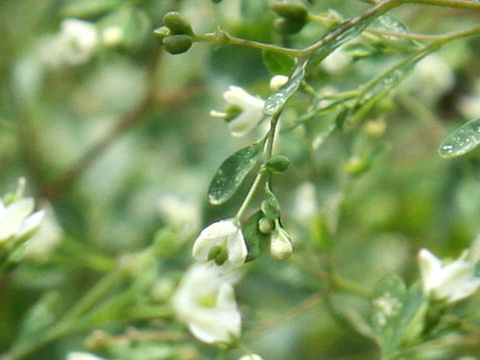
[163, 11, 194, 35]
[153, 26, 171, 42]
[273, 17, 305, 35]
[344, 156, 369, 176]
[258, 217, 274, 234]
[265, 155, 290, 174]
[163, 34, 193, 55]
[272, 0, 308, 22]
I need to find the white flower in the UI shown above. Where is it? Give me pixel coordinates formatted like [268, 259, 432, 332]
[269, 75, 289, 91]
[418, 248, 480, 303]
[39, 19, 99, 67]
[172, 263, 241, 344]
[0, 197, 44, 244]
[322, 47, 352, 74]
[66, 352, 104, 360]
[101, 25, 124, 47]
[270, 227, 293, 260]
[210, 86, 265, 137]
[157, 193, 200, 235]
[239, 354, 263, 360]
[192, 219, 247, 269]
[24, 203, 61, 260]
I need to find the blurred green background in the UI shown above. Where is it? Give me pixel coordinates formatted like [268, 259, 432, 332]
[1, 0, 480, 359]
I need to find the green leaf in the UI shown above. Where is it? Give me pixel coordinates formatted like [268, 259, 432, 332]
[395, 284, 427, 347]
[370, 15, 421, 49]
[261, 184, 281, 220]
[264, 59, 306, 115]
[208, 142, 263, 205]
[439, 117, 480, 158]
[242, 210, 269, 261]
[262, 50, 296, 75]
[19, 291, 61, 339]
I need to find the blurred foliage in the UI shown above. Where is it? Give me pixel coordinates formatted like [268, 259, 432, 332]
[1, 0, 480, 359]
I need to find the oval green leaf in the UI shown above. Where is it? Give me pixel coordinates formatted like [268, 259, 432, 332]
[439, 117, 480, 159]
[208, 142, 263, 205]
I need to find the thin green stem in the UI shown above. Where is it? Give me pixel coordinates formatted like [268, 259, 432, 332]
[409, 0, 480, 10]
[235, 112, 282, 221]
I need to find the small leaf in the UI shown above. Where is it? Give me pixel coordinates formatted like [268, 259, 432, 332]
[208, 142, 263, 205]
[264, 59, 307, 115]
[262, 50, 296, 75]
[242, 210, 269, 261]
[261, 184, 281, 220]
[439, 117, 480, 158]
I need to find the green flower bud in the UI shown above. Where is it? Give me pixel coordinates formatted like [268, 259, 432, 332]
[153, 26, 171, 42]
[272, 0, 308, 22]
[265, 155, 290, 174]
[344, 156, 369, 176]
[273, 17, 305, 35]
[258, 217, 274, 234]
[163, 34, 193, 55]
[163, 11, 194, 35]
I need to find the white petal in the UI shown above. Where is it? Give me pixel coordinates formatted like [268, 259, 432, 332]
[192, 220, 238, 261]
[228, 110, 265, 137]
[435, 261, 480, 303]
[18, 210, 45, 238]
[226, 228, 248, 267]
[0, 198, 34, 242]
[418, 249, 442, 295]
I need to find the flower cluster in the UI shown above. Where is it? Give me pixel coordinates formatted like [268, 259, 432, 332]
[172, 219, 246, 344]
[418, 235, 480, 304]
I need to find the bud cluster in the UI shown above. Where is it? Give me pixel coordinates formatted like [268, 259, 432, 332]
[272, 0, 309, 35]
[154, 12, 194, 55]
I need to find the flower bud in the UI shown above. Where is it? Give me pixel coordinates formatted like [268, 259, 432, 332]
[344, 156, 369, 176]
[163, 34, 193, 55]
[258, 217, 274, 234]
[265, 155, 290, 174]
[163, 11, 194, 35]
[270, 75, 289, 91]
[153, 26, 171, 42]
[272, 0, 308, 22]
[270, 227, 293, 260]
[273, 17, 305, 35]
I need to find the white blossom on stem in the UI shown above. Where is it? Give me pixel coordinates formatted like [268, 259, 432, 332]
[239, 354, 263, 360]
[192, 219, 247, 269]
[418, 246, 480, 304]
[172, 263, 241, 344]
[66, 352, 105, 360]
[211, 86, 265, 137]
[0, 197, 44, 244]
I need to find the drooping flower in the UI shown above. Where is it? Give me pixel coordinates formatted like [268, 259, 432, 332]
[192, 219, 247, 269]
[269, 227, 293, 260]
[418, 247, 480, 304]
[210, 86, 265, 137]
[0, 197, 44, 244]
[172, 263, 241, 344]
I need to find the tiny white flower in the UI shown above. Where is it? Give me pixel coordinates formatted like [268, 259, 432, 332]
[101, 25, 124, 47]
[192, 219, 247, 269]
[270, 227, 293, 260]
[66, 352, 104, 360]
[211, 86, 265, 137]
[239, 354, 263, 360]
[0, 197, 44, 244]
[172, 263, 241, 344]
[418, 248, 480, 303]
[269, 75, 289, 91]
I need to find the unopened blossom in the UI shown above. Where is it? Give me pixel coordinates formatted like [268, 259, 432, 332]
[192, 219, 247, 269]
[210, 86, 265, 137]
[172, 263, 241, 344]
[270, 227, 293, 260]
[418, 248, 480, 304]
[66, 352, 105, 360]
[0, 197, 44, 244]
[269, 75, 289, 91]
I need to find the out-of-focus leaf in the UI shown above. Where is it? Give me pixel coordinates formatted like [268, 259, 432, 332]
[208, 142, 263, 205]
[262, 50, 296, 75]
[439, 117, 480, 158]
[61, 0, 121, 18]
[18, 291, 61, 339]
[264, 60, 306, 115]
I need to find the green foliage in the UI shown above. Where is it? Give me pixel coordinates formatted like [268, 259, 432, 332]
[439, 117, 480, 158]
